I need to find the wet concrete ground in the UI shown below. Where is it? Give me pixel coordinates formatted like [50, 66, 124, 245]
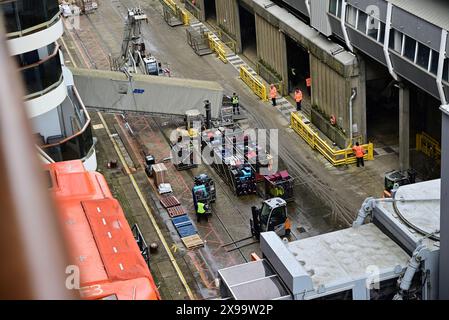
[58, 0, 413, 299]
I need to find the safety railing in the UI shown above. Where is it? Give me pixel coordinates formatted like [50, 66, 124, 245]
[239, 66, 268, 102]
[207, 33, 227, 63]
[184, 0, 201, 20]
[161, 0, 190, 25]
[214, 28, 237, 54]
[290, 112, 374, 166]
[256, 62, 284, 95]
[416, 132, 441, 163]
[2, 0, 60, 38]
[132, 224, 151, 268]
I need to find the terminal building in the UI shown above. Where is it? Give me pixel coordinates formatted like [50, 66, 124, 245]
[1, 0, 97, 170]
[186, 0, 448, 176]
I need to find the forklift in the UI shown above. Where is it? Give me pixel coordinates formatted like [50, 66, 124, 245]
[250, 198, 291, 240]
[223, 197, 291, 253]
[383, 169, 417, 197]
[194, 174, 216, 202]
[192, 174, 215, 218]
[143, 154, 156, 177]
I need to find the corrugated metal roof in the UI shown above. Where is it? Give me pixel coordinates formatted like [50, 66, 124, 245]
[388, 0, 449, 31]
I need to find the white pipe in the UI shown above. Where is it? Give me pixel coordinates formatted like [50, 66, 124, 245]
[304, 0, 310, 16]
[393, 243, 428, 300]
[340, 0, 354, 52]
[436, 29, 448, 106]
[353, 197, 375, 227]
[383, 3, 399, 81]
[349, 88, 357, 143]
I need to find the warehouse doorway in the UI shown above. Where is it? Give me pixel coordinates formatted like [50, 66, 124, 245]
[286, 35, 310, 95]
[365, 56, 399, 151]
[366, 78, 399, 149]
[204, 0, 216, 22]
[409, 88, 441, 179]
[238, 3, 257, 62]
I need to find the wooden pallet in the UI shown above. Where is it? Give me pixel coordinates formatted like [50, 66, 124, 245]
[160, 195, 181, 208]
[181, 234, 204, 249]
[167, 205, 187, 218]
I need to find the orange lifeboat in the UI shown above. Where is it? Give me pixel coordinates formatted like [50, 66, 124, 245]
[47, 160, 160, 300]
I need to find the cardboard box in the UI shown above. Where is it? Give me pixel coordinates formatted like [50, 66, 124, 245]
[152, 163, 167, 186]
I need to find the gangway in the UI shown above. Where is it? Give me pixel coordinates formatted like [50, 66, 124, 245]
[186, 26, 213, 56]
[162, 5, 184, 27]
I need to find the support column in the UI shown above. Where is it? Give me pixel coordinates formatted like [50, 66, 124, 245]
[351, 55, 367, 143]
[439, 104, 449, 300]
[233, 0, 242, 53]
[399, 84, 410, 171]
[280, 31, 289, 96]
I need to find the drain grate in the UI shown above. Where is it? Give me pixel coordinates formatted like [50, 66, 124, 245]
[297, 226, 307, 233]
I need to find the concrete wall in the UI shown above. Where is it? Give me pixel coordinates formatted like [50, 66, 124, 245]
[310, 53, 365, 141]
[255, 13, 288, 92]
[191, 0, 206, 21]
[216, 0, 242, 52]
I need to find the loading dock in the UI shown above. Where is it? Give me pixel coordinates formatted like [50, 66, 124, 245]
[285, 35, 310, 95]
[365, 57, 399, 152]
[364, 54, 443, 180]
[204, 0, 217, 23]
[238, 2, 257, 62]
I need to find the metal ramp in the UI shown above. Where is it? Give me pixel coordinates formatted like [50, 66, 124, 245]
[218, 259, 292, 300]
[162, 5, 183, 27]
[186, 26, 213, 56]
[220, 96, 234, 126]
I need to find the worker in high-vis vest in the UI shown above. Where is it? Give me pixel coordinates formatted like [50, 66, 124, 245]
[294, 88, 303, 111]
[232, 93, 240, 115]
[270, 84, 278, 106]
[196, 201, 208, 222]
[352, 142, 366, 168]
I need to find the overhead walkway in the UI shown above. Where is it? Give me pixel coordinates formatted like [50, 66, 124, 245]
[71, 68, 224, 118]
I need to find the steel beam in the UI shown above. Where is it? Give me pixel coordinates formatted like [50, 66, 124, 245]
[439, 104, 449, 299]
[399, 84, 410, 171]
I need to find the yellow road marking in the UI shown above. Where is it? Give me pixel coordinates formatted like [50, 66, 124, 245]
[97, 112, 195, 300]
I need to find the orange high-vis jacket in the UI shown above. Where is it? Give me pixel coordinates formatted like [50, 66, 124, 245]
[352, 145, 365, 158]
[270, 86, 277, 99]
[295, 90, 303, 102]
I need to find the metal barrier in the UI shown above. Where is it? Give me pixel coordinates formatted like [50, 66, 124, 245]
[214, 28, 237, 54]
[184, 0, 201, 20]
[161, 0, 190, 26]
[207, 33, 227, 63]
[239, 66, 268, 101]
[416, 132, 441, 163]
[132, 224, 151, 267]
[256, 62, 284, 95]
[290, 112, 374, 166]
